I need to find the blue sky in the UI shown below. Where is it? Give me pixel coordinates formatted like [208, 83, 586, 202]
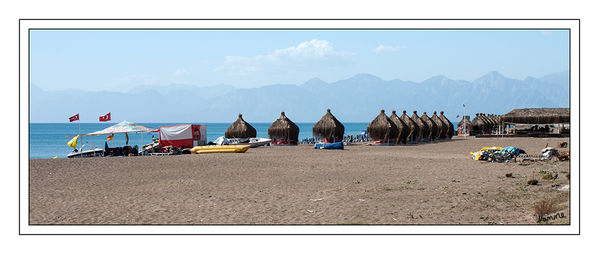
[30, 29, 569, 91]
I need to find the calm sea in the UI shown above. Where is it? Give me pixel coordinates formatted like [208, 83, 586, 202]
[29, 122, 459, 159]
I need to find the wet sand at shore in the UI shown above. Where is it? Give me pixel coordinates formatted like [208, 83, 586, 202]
[29, 136, 570, 225]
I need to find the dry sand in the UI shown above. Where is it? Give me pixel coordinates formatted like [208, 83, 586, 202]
[29, 136, 570, 225]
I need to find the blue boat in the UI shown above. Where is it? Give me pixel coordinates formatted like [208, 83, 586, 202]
[314, 142, 344, 150]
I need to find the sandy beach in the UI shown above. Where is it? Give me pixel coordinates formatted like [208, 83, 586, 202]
[29, 136, 570, 225]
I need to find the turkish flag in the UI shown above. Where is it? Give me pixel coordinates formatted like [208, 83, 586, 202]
[69, 114, 79, 122]
[99, 112, 111, 122]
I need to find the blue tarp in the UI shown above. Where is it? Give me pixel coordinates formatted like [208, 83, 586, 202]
[501, 146, 526, 156]
[314, 142, 344, 150]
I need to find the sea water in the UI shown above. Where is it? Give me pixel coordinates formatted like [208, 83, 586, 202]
[29, 122, 459, 159]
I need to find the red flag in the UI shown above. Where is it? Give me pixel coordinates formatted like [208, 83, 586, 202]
[99, 112, 111, 122]
[69, 114, 79, 122]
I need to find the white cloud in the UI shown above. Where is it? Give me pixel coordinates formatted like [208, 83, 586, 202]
[540, 30, 552, 36]
[174, 69, 188, 76]
[215, 39, 354, 75]
[374, 44, 407, 53]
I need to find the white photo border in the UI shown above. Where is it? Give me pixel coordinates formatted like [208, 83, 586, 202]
[19, 19, 580, 235]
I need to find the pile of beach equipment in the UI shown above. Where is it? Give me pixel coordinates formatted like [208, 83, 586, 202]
[471, 146, 526, 163]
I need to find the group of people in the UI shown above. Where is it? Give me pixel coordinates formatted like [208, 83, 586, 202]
[105, 145, 139, 157]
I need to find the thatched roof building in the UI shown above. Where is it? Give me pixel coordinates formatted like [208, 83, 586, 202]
[411, 111, 429, 141]
[225, 114, 257, 138]
[501, 108, 570, 124]
[390, 110, 409, 144]
[439, 111, 454, 139]
[420, 112, 438, 141]
[400, 110, 419, 142]
[313, 109, 345, 142]
[367, 110, 399, 143]
[432, 111, 448, 140]
[268, 112, 300, 145]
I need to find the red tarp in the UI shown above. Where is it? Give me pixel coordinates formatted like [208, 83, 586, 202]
[159, 124, 207, 148]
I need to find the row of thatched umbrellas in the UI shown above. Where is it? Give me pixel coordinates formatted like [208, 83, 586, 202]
[223, 108, 569, 143]
[366, 109, 454, 144]
[224, 109, 454, 144]
[469, 113, 503, 134]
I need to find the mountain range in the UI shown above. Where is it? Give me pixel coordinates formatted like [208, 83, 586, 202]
[30, 71, 569, 123]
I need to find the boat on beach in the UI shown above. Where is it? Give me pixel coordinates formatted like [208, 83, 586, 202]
[214, 136, 271, 148]
[67, 145, 104, 158]
[228, 137, 271, 148]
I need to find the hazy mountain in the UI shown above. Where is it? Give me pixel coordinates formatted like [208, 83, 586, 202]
[30, 71, 570, 123]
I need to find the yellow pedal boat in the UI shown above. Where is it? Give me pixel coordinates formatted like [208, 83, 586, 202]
[190, 145, 251, 154]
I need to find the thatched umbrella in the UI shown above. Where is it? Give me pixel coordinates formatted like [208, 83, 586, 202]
[432, 111, 448, 140]
[411, 110, 429, 142]
[400, 110, 419, 143]
[225, 113, 257, 138]
[470, 113, 487, 135]
[420, 112, 438, 141]
[313, 109, 345, 142]
[489, 114, 501, 132]
[367, 109, 399, 143]
[268, 112, 300, 145]
[390, 110, 409, 144]
[439, 111, 454, 139]
[482, 113, 495, 132]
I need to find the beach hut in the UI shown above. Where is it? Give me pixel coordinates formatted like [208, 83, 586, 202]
[268, 112, 300, 145]
[411, 111, 429, 142]
[313, 109, 345, 143]
[439, 111, 454, 139]
[501, 108, 570, 124]
[432, 111, 448, 140]
[420, 112, 439, 141]
[225, 114, 257, 138]
[366, 109, 399, 144]
[390, 110, 409, 144]
[400, 110, 419, 143]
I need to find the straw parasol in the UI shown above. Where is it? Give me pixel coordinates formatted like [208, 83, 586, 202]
[470, 113, 487, 134]
[313, 109, 345, 142]
[400, 110, 419, 143]
[481, 113, 494, 132]
[420, 112, 438, 141]
[268, 112, 300, 145]
[432, 111, 448, 140]
[411, 111, 429, 141]
[439, 111, 454, 139]
[225, 113, 257, 138]
[390, 110, 409, 144]
[501, 108, 569, 124]
[367, 109, 399, 143]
